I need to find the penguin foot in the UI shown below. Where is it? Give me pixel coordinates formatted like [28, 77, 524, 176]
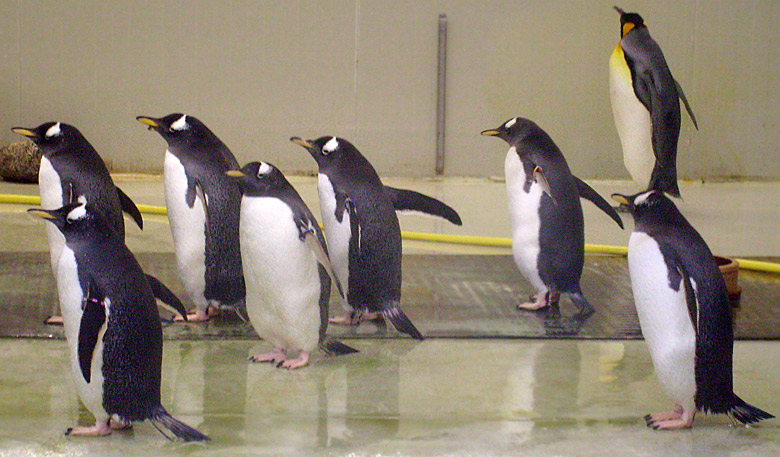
[43, 315, 64, 326]
[280, 351, 311, 370]
[645, 406, 684, 424]
[646, 406, 694, 430]
[648, 417, 695, 430]
[109, 418, 133, 431]
[517, 292, 549, 311]
[250, 348, 287, 364]
[65, 420, 112, 437]
[174, 306, 219, 322]
[329, 312, 382, 325]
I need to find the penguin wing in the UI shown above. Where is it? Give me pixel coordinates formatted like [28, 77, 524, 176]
[532, 166, 556, 205]
[383, 186, 462, 225]
[295, 214, 346, 301]
[116, 186, 144, 230]
[573, 177, 624, 229]
[345, 198, 361, 255]
[185, 178, 209, 226]
[145, 274, 188, 321]
[674, 79, 699, 130]
[78, 280, 107, 383]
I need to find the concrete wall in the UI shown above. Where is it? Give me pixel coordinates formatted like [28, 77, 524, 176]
[1, 1, 778, 179]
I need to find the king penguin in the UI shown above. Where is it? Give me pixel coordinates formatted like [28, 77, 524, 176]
[12, 122, 187, 321]
[482, 117, 624, 317]
[28, 200, 210, 441]
[228, 161, 357, 369]
[609, 6, 698, 197]
[291, 136, 448, 339]
[612, 190, 773, 429]
[136, 113, 245, 322]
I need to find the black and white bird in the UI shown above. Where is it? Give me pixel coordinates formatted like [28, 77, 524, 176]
[612, 190, 773, 429]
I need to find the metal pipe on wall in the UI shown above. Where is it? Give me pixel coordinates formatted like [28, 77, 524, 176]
[435, 14, 448, 175]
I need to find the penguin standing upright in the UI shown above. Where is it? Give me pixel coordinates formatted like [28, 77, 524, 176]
[11, 122, 186, 321]
[609, 6, 698, 197]
[612, 190, 773, 429]
[482, 117, 624, 317]
[28, 200, 209, 441]
[228, 161, 357, 369]
[292, 136, 459, 339]
[136, 114, 245, 321]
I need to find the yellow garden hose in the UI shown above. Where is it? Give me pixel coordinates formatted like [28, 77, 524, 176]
[3, 192, 779, 274]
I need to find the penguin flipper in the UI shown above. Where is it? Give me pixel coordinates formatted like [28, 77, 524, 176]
[116, 186, 144, 230]
[300, 226, 346, 300]
[145, 274, 188, 322]
[381, 301, 424, 340]
[78, 282, 106, 383]
[150, 406, 210, 442]
[319, 337, 359, 356]
[384, 186, 462, 225]
[186, 178, 209, 226]
[573, 177, 624, 229]
[532, 166, 556, 205]
[674, 79, 698, 130]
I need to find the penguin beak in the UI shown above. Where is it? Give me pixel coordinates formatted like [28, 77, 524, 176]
[225, 170, 245, 178]
[290, 137, 313, 149]
[136, 116, 160, 130]
[11, 127, 37, 139]
[611, 193, 632, 211]
[613, 5, 626, 15]
[26, 208, 57, 221]
[480, 129, 500, 137]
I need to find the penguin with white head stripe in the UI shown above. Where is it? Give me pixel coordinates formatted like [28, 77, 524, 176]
[228, 161, 357, 369]
[612, 190, 773, 429]
[27, 199, 209, 441]
[482, 117, 624, 317]
[136, 113, 245, 321]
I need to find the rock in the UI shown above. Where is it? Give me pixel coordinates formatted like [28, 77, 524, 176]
[0, 141, 41, 183]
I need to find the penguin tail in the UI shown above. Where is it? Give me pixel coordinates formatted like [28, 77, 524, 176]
[380, 302, 424, 340]
[726, 396, 775, 425]
[150, 406, 211, 442]
[320, 337, 359, 357]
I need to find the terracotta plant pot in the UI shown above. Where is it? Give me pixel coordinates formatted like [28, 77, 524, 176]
[714, 256, 741, 309]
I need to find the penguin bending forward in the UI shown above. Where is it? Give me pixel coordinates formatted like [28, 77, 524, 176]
[609, 6, 698, 197]
[228, 161, 357, 369]
[28, 200, 209, 441]
[482, 117, 624, 317]
[137, 114, 245, 322]
[12, 122, 187, 321]
[612, 190, 773, 429]
[292, 136, 460, 339]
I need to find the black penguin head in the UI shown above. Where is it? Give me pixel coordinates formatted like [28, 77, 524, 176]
[136, 113, 216, 148]
[290, 136, 354, 170]
[227, 161, 287, 196]
[481, 117, 538, 146]
[614, 6, 646, 37]
[27, 198, 114, 243]
[611, 190, 665, 219]
[11, 122, 85, 155]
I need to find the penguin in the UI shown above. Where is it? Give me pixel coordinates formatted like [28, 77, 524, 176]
[227, 161, 358, 369]
[611, 190, 773, 429]
[27, 199, 210, 441]
[291, 136, 442, 339]
[609, 6, 698, 197]
[11, 122, 187, 321]
[136, 113, 245, 322]
[481, 117, 624, 317]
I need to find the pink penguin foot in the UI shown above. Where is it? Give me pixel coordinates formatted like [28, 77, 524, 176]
[329, 311, 382, 325]
[645, 405, 694, 430]
[249, 348, 287, 364]
[109, 418, 132, 431]
[517, 292, 550, 311]
[65, 419, 112, 437]
[281, 351, 311, 370]
[174, 306, 219, 323]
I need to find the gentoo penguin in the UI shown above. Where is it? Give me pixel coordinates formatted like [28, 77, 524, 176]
[612, 190, 773, 429]
[227, 161, 357, 369]
[12, 122, 187, 321]
[136, 113, 245, 321]
[481, 117, 624, 317]
[609, 6, 698, 197]
[291, 136, 441, 339]
[28, 200, 210, 441]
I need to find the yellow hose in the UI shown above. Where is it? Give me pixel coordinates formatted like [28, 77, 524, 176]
[2, 192, 778, 274]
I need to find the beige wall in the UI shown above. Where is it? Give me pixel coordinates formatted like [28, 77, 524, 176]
[1, 1, 778, 179]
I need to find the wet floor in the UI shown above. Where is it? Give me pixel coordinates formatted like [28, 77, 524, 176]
[1, 339, 779, 457]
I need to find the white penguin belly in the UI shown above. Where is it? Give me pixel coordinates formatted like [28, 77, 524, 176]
[504, 148, 546, 293]
[38, 156, 66, 271]
[164, 151, 207, 308]
[609, 46, 654, 189]
[628, 232, 696, 408]
[57, 247, 109, 421]
[240, 197, 321, 353]
[317, 173, 351, 310]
